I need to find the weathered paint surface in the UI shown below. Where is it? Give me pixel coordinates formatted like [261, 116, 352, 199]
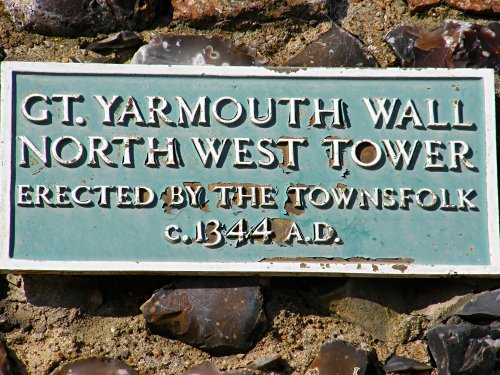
[0, 63, 498, 275]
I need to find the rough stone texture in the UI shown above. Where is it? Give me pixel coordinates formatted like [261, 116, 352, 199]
[456, 288, 500, 322]
[426, 323, 500, 375]
[51, 357, 139, 375]
[285, 23, 377, 67]
[132, 34, 266, 65]
[408, 0, 500, 15]
[3, 0, 161, 37]
[171, 0, 334, 24]
[305, 340, 369, 375]
[447, 0, 500, 14]
[385, 20, 500, 71]
[141, 278, 267, 355]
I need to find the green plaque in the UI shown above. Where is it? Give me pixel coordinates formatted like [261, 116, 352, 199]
[0, 62, 498, 275]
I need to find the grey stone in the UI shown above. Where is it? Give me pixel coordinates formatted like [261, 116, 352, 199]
[51, 357, 138, 375]
[141, 277, 267, 355]
[132, 34, 267, 66]
[426, 323, 500, 375]
[305, 340, 368, 375]
[86, 31, 143, 52]
[457, 288, 500, 322]
[3, 0, 161, 37]
[384, 355, 432, 373]
[286, 24, 377, 67]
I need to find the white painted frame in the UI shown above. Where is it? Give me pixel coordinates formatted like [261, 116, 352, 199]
[1, 62, 498, 276]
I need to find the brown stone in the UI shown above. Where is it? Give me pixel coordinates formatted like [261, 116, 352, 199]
[3, 0, 161, 37]
[51, 357, 138, 375]
[408, 0, 500, 14]
[305, 340, 369, 375]
[171, 0, 332, 24]
[407, 0, 441, 12]
[285, 23, 377, 67]
[447, 0, 500, 14]
[141, 277, 267, 355]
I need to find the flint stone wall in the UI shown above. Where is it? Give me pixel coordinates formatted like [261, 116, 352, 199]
[0, 0, 499, 374]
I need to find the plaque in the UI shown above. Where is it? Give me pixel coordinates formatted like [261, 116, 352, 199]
[1, 62, 498, 275]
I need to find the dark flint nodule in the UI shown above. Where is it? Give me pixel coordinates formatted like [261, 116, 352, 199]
[305, 340, 369, 375]
[426, 323, 500, 375]
[132, 34, 267, 66]
[285, 23, 377, 67]
[385, 20, 500, 72]
[384, 355, 432, 374]
[3, 0, 160, 37]
[50, 357, 138, 375]
[141, 277, 267, 355]
[457, 288, 500, 322]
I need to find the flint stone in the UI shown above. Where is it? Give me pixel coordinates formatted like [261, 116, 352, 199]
[305, 340, 368, 375]
[408, 0, 500, 14]
[132, 34, 267, 66]
[3, 0, 160, 37]
[385, 20, 500, 72]
[51, 357, 138, 375]
[457, 288, 500, 322]
[86, 31, 143, 52]
[171, 0, 332, 23]
[426, 323, 500, 375]
[0, 342, 12, 375]
[384, 355, 432, 373]
[285, 24, 377, 67]
[141, 277, 267, 355]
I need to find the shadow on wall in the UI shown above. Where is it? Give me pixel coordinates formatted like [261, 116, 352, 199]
[297, 277, 500, 315]
[20, 274, 500, 318]
[22, 275, 172, 317]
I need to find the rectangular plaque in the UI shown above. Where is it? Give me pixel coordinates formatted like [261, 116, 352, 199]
[1, 62, 498, 275]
